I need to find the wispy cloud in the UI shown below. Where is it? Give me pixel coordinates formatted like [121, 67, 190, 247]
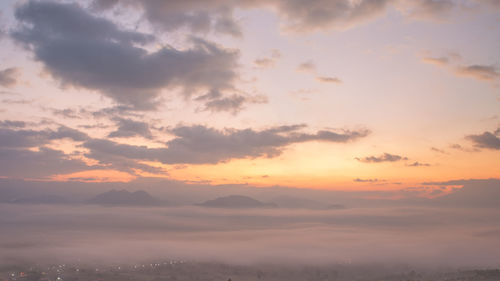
[316, 76, 342, 84]
[422, 56, 449, 66]
[455, 65, 499, 81]
[353, 178, 385, 183]
[297, 61, 317, 73]
[297, 60, 342, 84]
[430, 147, 447, 154]
[0, 68, 20, 88]
[406, 161, 431, 167]
[422, 52, 499, 83]
[254, 49, 281, 68]
[356, 153, 408, 163]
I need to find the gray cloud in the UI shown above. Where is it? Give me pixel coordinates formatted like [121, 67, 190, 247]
[402, 0, 455, 20]
[50, 126, 89, 142]
[449, 143, 479, 153]
[0, 128, 57, 148]
[78, 123, 111, 130]
[202, 94, 268, 114]
[356, 153, 408, 163]
[297, 61, 316, 73]
[12, 1, 243, 111]
[267, 0, 392, 32]
[1, 98, 33, 105]
[50, 107, 94, 119]
[422, 52, 499, 83]
[213, 11, 242, 37]
[90, 0, 495, 36]
[483, 0, 500, 9]
[254, 58, 276, 68]
[0, 147, 91, 178]
[0, 120, 26, 129]
[81, 148, 166, 175]
[51, 108, 82, 119]
[0, 12, 5, 40]
[108, 118, 153, 139]
[91, 0, 118, 10]
[93, 0, 242, 36]
[0, 122, 368, 177]
[194, 88, 268, 114]
[353, 178, 384, 183]
[84, 124, 370, 165]
[466, 127, 500, 150]
[91, 105, 144, 119]
[455, 65, 499, 81]
[0, 68, 20, 88]
[254, 49, 281, 68]
[430, 147, 447, 154]
[405, 0, 500, 20]
[93, 0, 392, 34]
[296, 61, 342, 84]
[316, 76, 342, 83]
[0, 126, 94, 178]
[406, 161, 431, 167]
[0, 126, 88, 148]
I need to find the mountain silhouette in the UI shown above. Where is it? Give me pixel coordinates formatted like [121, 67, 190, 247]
[87, 189, 163, 206]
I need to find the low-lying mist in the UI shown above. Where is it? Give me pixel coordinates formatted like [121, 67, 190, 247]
[1, 203, 499, 267]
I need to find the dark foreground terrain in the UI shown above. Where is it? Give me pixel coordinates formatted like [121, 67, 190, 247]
[1, 261, 500, 281]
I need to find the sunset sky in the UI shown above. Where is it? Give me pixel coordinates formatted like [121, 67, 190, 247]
[1, 0, 499, 191]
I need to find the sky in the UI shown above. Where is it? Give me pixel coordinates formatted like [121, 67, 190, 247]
[0, 0, 499, 191]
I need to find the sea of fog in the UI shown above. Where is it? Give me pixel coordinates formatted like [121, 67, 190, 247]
[1, 204, 499, 267]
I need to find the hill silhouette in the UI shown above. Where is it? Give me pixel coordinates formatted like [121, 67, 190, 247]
[87, 189, 163, 206]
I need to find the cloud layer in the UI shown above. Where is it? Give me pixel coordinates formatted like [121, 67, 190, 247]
[85, 124, 370, 165]
[0, 122, 370, 178]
